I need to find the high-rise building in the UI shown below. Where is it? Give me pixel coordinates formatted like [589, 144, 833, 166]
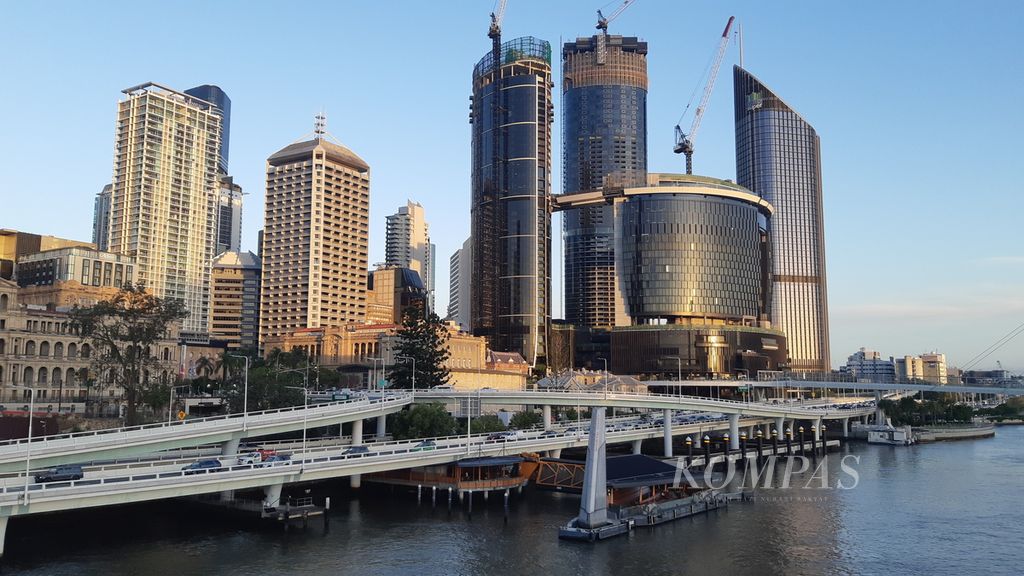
[470, 36, 553, 366]
[0, 229, 91, 281]
[384, 201, 434, 311]
[108, 83, 222, 337]
[93, 184, 112, 252]
[840, 348, 896, 383]
[216, 176, 243, 255]
[259, 132, 370, 350]
[447, 236, 472, 331]
[210, 251, 261, 351]
[561, 34, 648, 331]
[184, 84, 231, 175]
[366, 266, 428, 325]
[734, 66, 831, 371]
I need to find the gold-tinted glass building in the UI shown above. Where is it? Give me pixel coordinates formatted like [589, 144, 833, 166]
[210, 251, 261, 350]
[259, 135, 370, 350]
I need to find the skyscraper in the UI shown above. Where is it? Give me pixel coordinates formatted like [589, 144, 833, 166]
[447, 236, 472, 331]
[92, 184, 112, 252]
[215, 176, 243, 255]
[385, 201, 434, 311]
[470, 36, 553, 366]
[184, 84, 231, 175]
[561, 34, 648, 331]
[108, 82, 222, 336]
[259, 131, 370, 348]
[734, 65, 830, 371]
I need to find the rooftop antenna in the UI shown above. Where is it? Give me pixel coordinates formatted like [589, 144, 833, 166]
[314, 110, 327, 139]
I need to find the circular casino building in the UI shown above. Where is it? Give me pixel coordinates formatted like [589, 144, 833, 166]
[556, 173, 788, 378]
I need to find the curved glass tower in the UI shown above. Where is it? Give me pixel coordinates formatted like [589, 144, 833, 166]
[470, 37, 553, 366]
[734, 65, 830, 371]
[562, 35, 647, 330]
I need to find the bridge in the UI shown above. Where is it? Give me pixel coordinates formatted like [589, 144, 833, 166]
[0, 414, 775, 554]
[0, 394, 411, 473]
[643, 378, 1024, 397]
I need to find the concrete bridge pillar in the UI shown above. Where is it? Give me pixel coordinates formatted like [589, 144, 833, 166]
[775, 417, 785, 435]
[376, 414, 387, 439]
[842, 417, 849, 438]
[632, 439, 642, 455]
[729, 414, 740, 450]
[220, 437, 241, 500]
[0, 515, 7, 557]
[814, 417, 822, 442]
[874, 391, 885, 425]
[351, 419, 364, 489]
[861, 414, 868, 425]
[542, 405, 552, 431]
[663, 409, 673, 458]
[549, 448, 562, 459]
[263, 483, 283, 510]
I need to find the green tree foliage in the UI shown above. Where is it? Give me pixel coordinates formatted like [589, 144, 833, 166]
[388, 404, 459, 440]
[467, 414, 506, 434]
[223, 366, 304, 413]
[70, 283, 187, 425]
[510, 410, 542, 430]
[879, 397, 977, 426]
[390, 307, 451, 389]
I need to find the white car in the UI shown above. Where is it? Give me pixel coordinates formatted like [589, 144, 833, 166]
[237, 452, 262, 466]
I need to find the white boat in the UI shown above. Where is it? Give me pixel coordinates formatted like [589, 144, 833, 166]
[866, 424, 914, 446]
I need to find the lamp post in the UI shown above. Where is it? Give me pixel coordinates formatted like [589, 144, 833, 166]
[167, 383, 176, 424]
[227, 354, 250, 431]
[285, 384, 309, 472]
[395, 355, 416, 394]
[599, 358, 609, 400]
[666, 356, 682, 397]
[23, 386, 36, 500]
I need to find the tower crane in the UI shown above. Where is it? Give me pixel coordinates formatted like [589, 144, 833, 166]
[674, 16, 735, 174]
[489, 0, 508, 72]
[596, 0, 636, 33]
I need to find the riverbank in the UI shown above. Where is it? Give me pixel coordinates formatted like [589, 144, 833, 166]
[913, 423, 995, 442]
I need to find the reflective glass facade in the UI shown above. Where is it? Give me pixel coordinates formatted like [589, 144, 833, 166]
[184, 84, 231, 174]
[734, 66, 830, 371]
[562, 35, 647, 330]
[470, 37, 552, 365]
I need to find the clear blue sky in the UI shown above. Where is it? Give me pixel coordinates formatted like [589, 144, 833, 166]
[2, 1, 1022, 371]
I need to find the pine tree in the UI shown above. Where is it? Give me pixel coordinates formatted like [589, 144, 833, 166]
[390, 305, 451, 390]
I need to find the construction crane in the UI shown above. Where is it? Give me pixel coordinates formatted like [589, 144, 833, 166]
[596, 0, 636, 33]
[674, 16, 735, 174]
[489, 0, 508, 72]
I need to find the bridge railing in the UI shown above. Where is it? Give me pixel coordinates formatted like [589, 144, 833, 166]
[0, 393, 412, 451]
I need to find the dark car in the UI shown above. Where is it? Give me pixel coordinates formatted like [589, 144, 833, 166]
[343, 446, 370, 456]
[34, 465, 83, 483]
[182, 459, 223, 475]
[540, 430, 560, 438]
[411, 439, 437, 451]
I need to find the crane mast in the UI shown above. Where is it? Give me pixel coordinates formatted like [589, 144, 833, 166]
[595, 0, 636, 64]
[674, 16, 734, 174]
[489, 0, 508, 72]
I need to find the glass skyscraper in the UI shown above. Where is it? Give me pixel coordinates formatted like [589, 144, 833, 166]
[734, 65, 830, 371]
[184, 84, 231, 175]
[561, 35, 648, 330]
[470, 36, 553, 366]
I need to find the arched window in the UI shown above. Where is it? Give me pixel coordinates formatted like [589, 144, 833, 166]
[25, 341, 36, 356]
[40, 342, 50, 357]
[66, 368, 76, 385]
[0, 294, 7, 311]
[38, 367, 48, 384]
[0, 338, 5, 355]
[54, 342, 64, 358]
[52, 368, 62, 384]
[68, 343, 78, 358]
[81, 343, 91, 359]
[23, 367, 34, 385]
[163, 347, 170, 361]
[0, 367, 4, 383]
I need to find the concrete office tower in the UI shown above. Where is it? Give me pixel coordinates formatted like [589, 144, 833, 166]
[734, 66, 831, 371]
[447, 236, 473, 331]
[470, 36, 553, 366]
[562, 35, 648, 330]
[108, 83, 222, 337]
[184, 84, 231, 175]
[92, 184, 112, 251]
[210, 251, 261, 350]
[216, 176, 243, 255]
[385, 201, 434, 311]
[259, 131, 370, 348]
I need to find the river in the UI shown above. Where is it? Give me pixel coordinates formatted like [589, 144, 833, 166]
[3, 426, 1022, 575]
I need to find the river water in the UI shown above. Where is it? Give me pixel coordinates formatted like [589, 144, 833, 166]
[3, 426, 1022, 575]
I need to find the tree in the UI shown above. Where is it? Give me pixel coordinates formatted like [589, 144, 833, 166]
[70, 283, 187, 425]
[510, 410, 542, 430]
[389, 404, 459, 440]
[390, 307, 451, 389]
[223, 366, 303, 413]
[194, 356, 216, 380]
[465, 414, 506, 435]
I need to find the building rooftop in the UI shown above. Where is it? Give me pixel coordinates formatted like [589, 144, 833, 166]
[212, 250, 261, 269]
[268, 137, 369, 171]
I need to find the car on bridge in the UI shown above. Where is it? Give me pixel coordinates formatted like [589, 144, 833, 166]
[343, 446, 371, 456]
[258, 454, 293, 467]
[183, 459, 223, 475]
[34, 464, 83, 483]
[412, 439, 437, 451]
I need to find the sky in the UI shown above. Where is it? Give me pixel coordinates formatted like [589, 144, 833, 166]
[1, 1, 1022, 372]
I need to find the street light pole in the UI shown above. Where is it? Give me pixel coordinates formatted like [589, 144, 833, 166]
[666, 356, 682, 397]
[228, 354, 250, 431]
[285, 382, 309, 473]
[395, 355, 416, 394]
[167, 384, 175, 424]
[23, 386, 35, 500]
[599, 358, 609, 400]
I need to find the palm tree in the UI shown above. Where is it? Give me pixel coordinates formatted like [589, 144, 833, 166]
[195, 356, 215, 380]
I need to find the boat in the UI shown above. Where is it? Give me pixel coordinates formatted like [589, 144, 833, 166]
[866, 423, 914, 445]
